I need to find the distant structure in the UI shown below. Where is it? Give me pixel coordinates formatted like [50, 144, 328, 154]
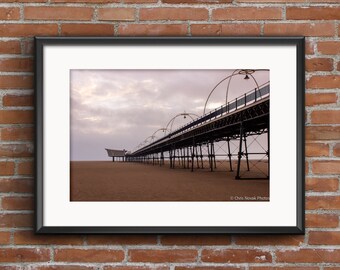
[105, 149, 127, 162]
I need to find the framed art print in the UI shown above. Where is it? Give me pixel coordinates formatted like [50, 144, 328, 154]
[35, 37, 305, 234]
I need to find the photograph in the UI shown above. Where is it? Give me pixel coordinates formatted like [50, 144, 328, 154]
[36, 37, 304, 233]
[70, 69, 270, 202]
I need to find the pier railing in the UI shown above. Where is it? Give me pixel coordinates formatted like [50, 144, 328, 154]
[132, 84, 270, 155]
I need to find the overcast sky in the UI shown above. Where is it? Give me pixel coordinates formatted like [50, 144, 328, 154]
[70, 69, 269, 161]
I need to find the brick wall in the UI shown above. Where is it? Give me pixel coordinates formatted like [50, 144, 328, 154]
[0, 0, 339, 268]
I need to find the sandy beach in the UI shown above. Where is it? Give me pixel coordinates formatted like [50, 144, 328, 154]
[70, 160, 269, 201]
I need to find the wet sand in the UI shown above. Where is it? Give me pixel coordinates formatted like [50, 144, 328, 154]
[70, 161, 269, 201]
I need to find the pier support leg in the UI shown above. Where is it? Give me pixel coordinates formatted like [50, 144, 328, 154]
[267, 128, 270, 179]
[207, 144, 213, 172]
[195, 146, 199, 169]
[173, 149, 176, 169]
[236, 125, 243, 180]
[179, 148, 183, 168]
[211, 142, 216, 169]
[244, 135, 250, 171]
[187, 147, 190, 169]
[200, 145, 203, 169]
[169, 150, 172, 168]
[191, 146, 194, 172]
[227, 137, 233, 172]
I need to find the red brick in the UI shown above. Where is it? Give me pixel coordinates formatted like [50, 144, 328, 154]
[29, 266, 96, 270]
[0, 127, 34, 141]
[0, 162, 15, 176]
[61, 24, 114, 36]
[98, 8, 135, 21]
[234, 235, 303, 246]
[0, 24, 58, 37]
[118, 24, 187, 36]
[308, 76, 340, 89]
[306, 213, 338, 228]
[86, 235, 157, 245]
[305, 93, 337, 106]
[309, 231, 340, 245]
[0, 213, 33, 228]
[305, 142, 329, 157]
[0, 58, 33, 72]
[0, 111, 33, 124]
[318, 41, 340, 55]
[0, 248, 50, 262]
[52, 0, 119, 2]
[176, 267, 242, 270]
[1, 0, 46, 2]
[0, 179, 33, 193]
[305, 40, 314, 55]
[287, 7, 340, 20]
[311, 110, 340, 124]
[124, 0, 158, 2]
[264, 23, 335, 37]
[0, 8, 20, 20]
[212, 7, 282, 21]
[313, 159, 340, 174]
[0, 144, 33, 158]
[306, 177, 339, 192]
[306, 195, 340, 210]
[54, 249, 124, 262]
[242, 0, 338, 1]
[276, 249, 340, 263]
[163, 0, 231, 3]
[334, 143, 340, 156]
[250, 267, 318, 270]
[140, 8, 208, 21]
[201, 249, 272, 263]
[17, 161, 34, 176]
[0, 75, 33, 89]
[191, 24, 222, 35]
[0, 266, 22, 270]
[191, 24, 261, 36]
[14, 231, 83, 245]
[237, 0, 304, 2]
[2, 196, 33, 210]
[306, 58, 333, 72]
[0, 267, 23, 270]
[305, 0, 340, 2]
[3, 94, 34, 107]
[129, 249, 197, 263]
[21, 40, 34, 55]
[306, 126, 340, 140]
[161, 235, 231, 245]
[104, 267, 169, 270]
[0, 232, 11, 245]
[0, 41, 21, 54]
[25, 6, 93, 21]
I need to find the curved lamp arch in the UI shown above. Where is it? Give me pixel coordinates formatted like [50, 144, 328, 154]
[165, 112, 199, 133]
[203, 69, 261, 115]
[226, 70, 259, 105]
[151, 128, 169, 138]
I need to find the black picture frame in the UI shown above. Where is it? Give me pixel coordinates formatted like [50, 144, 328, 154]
[35, 37, 305, 234]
